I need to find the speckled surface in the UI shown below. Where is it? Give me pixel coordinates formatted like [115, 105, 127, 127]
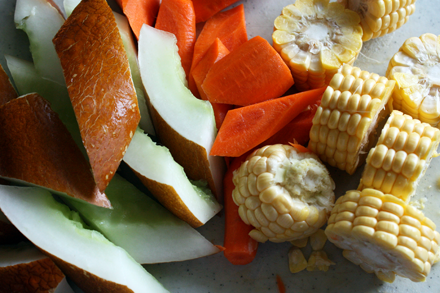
[1, 0, 440, 292]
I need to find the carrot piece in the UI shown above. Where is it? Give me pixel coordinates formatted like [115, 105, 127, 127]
[192, 38, 232, 129]
[210, 87, 326, 157]
[193, 38, 229, 100]
[119, 0, 160, 39]
[0, 64, 17, 107]
[289, 143, 311, 153]
[155, 0, 196, 81]
[276, 275, 286, 293]
[192, 0, 240, 23]
[260, 102, 320, 147]
[202, 36, 294, 106]
[188, 4, 247, 97]
[224, 152, 258, 265]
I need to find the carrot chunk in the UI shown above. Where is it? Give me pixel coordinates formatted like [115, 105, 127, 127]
[192, 0, 241, 23]
[192, 38, 231, 129]
[210, 87, 326, 157]
[261, 102, 320, 147]
[224, 153, 258, 265]
[202, 36, 294, 106]
[188, 4, 247, 97]
[118, 0, 160, 39]
[155, 0, 196, 81]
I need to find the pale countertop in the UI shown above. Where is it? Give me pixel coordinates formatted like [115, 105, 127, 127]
[1, 0, 440, 292]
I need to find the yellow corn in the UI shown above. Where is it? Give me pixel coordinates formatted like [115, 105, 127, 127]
[288, 247, 308, 273]
[306, 250, 335, 272]
[387, 33, 440, 127]
[338, 0, 416, 41]
[272, 0, 363, 91]
[309, 64, 396, 174]
[326, 188, 440, 282]
[232, 144, 335, 243]
[291, 237, 309, 248]
[359, 110, 440, 202]
[310, 229, 328, 250]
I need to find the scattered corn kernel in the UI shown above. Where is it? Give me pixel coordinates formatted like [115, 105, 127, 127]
[306, 250, 335, 272]
[288, 247, 308, 273]
[310, 229, 328, 251]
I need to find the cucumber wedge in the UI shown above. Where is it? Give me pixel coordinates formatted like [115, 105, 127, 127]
[14, 0, 65, 85]
[138, 25, 225, 200]
[0, 185, 168, 293]
[65, 174, 221, 263]
[124, 128, 221, 227]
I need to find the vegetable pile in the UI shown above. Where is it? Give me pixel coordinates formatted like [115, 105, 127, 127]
[1, 0, 440, 291]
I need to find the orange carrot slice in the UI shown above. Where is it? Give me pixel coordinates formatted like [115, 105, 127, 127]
[155, 0, 196, 81]
[192, 38, 231, 129]
[224, 152, 258, 265]
[260, 102, 320, 147]
[210, 87, 326, 157]
[202, 36, 294, 106]
[192, 0, 241, 23]
[188, 4, 247, 97]
[118, 0, 160, 39]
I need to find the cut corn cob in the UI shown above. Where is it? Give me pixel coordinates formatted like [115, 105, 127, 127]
[272, 0, 363, 91]
[359, 110, 440, 202]
[338, 0, 416, 41]
[310, 229, 328, 250]
[288, 247, 308, 273]
[308, 64, 396, 174]
[306, 250, 335, 272]
[232, 144, 335, 243]
[386, 33, 440, 126]
[326, 188, 440, 282]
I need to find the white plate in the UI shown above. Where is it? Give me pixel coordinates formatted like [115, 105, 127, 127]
[1, 0, 440, 292]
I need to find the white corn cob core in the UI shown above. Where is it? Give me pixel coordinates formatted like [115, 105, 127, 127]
[387, 33, 440, 127]
[359, 110, 440, 202]
[309, 64, 396, 174]
[272, 0, 363, 91]
[232, 144, 335, 243]
[326, 188, 440, 283]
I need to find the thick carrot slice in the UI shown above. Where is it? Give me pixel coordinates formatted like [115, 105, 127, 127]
[155, 0, 196, 81]
[210, 87, 326, 157]
[193, 38, 229, 100]
[260, 102, 320, 147]
[0, 64, 17, 107]
[202, 36, 294, 106]
[118, 0, 160, 39]
[224, 152, 258, 265]
[192, 0, 240, 23]
[192, 38, 231, 129]
[188, 4, 247, 97]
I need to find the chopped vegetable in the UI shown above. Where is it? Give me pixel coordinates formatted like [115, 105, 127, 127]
[386, 33, 440, 126]
[155, 0, 196, 82]
[309, 229, 327, 251]
[202, 36, 294, 106]
[53, 0, 140, 192]
[339, 0, 416, 41]
[290, 237, 308, 248]
[223, 153, 258, 265]
[306, 250, 334, 272]
[326, 188, 440, 282]
[192, 38, 231, 129]
[210, 87, 326, 157]
[232, 144, 335, 243]
[192, 0, 241, 23]
[288, 247, 308, 273]
[261, 103, 320, 147]
[0, 94, 109, 208]
[116, 0, 160, 39]
[188, 4, 247, 96]
[309, 64, 396, 174]
[0, 64, 17, 106]
[276, 275, 286, 293]
[358, 110, 440, 203]
[272, 0, 363, 91]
